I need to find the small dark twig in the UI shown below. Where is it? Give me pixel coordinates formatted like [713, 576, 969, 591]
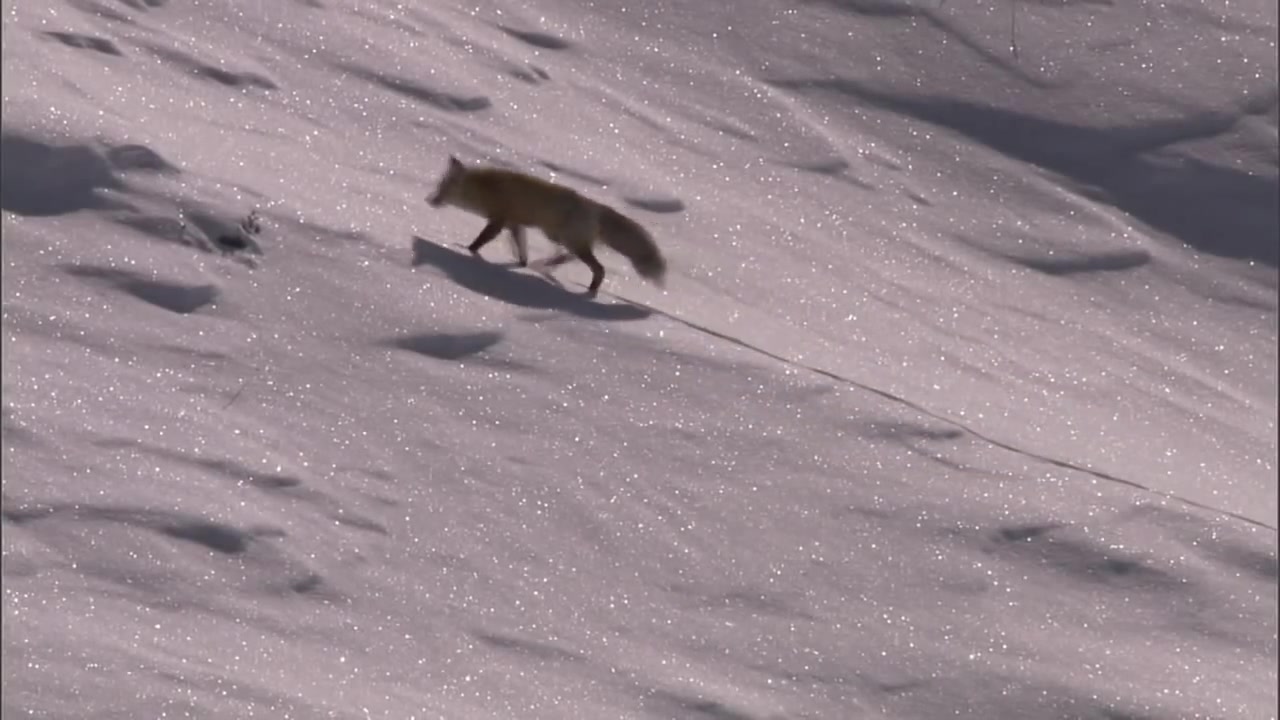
[223, 379, 248, 409]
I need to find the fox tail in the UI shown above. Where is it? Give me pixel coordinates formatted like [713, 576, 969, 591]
[596, 205, 667, 287]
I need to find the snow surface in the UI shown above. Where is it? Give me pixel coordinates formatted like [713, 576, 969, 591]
[2, 0, 1277, 718]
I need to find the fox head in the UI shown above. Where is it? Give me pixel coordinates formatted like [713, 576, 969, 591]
[426, 155, 466, 208]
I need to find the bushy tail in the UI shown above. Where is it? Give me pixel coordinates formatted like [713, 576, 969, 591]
[596, 204, 667, 286]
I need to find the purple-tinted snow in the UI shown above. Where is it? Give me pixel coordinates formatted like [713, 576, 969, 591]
[2, 1, 1276, 718]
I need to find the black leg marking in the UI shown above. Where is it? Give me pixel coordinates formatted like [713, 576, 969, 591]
[468, 219, 505, 255]
[574, 248, 606, 295]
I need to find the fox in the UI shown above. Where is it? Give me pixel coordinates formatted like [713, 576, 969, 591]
[426, 156, 667, 295]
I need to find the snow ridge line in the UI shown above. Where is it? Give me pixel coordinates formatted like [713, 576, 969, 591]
[604, 288, 1277, 533]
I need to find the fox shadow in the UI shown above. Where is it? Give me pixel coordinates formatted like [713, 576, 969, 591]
[410, 236, 652, 322]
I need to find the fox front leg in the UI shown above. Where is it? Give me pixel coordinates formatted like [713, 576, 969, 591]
[467, 219, 505, 256]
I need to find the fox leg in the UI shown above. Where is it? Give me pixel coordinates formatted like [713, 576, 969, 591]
[545, 208, 604, 294]
[531, 251, 574, 270]
[573, 248, 606, 295]
[507, 225, 528, 266]
[467, 219, 505, 256]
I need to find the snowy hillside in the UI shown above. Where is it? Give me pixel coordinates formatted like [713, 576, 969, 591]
[2, 0, 1276, 718]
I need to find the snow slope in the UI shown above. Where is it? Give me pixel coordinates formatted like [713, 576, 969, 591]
[2, 0, 1276, 718]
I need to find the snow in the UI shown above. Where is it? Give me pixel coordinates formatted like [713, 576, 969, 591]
[2, 0, 1276, 718]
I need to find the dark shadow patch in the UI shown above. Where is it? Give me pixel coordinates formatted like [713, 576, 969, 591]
[160, 521, 249, 554]
[864, 420, 964, 443]
[2, 501, 254, 554]
[143, 43, 277, 90]
[179, 209, 265, 256]
[496, 25, 572, 50]
[213, 232, 250, 251]
[41, 30, 123, 56]
[474, 631, 586, 663]
[870, 676, 927, 695]
[1, 503, 56, 525]
[338, 63, 489, 112]
[247, 475, 302, 490]
[508, 68, 542, 84]
[1, 499, 338, 608]
[747, 662, 862, 696]
[114, 0, 168, 8]
[1124, 503, 1280, 583]
[100, 442, 270, 486]
[644, 689, 756, 720]
[1, 423, 35, 447]
[106, 144, 178, 173]
[99, 443, 389, 536]
[148, 344, 231, 365]
[903, 188, 931, 206]
[388, 331, 503, 360]
[986, 524, 1183, 590]
[62, 264, 219, 314]
[623, 196, 686, 214]
[994, 523, 1064, 543]
[788, 157, 878, 190]
[291, 573, 324, 594]
[411, 236, 651, 321]
[1013, 249, 1152, 276]
[509, 65, 552, 84]
[1100, 710, 1159, 720]
[793, 157, 851, 175]
[772, 77, 1279, 266]
[1205, 540, 1279, 583]
[0, 134, 130, 216]
[539, 161, 610, 188]
[800, 0, 923, 18]
[122, 278, 216, 314]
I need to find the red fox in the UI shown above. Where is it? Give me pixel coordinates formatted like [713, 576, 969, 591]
[426, 156, 667, 295]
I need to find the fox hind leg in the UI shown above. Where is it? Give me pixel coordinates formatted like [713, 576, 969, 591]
[547, 210, 605, 295]
[573, 247, 605, 296]
[507, 225, 528, 266]
[530, 251, 574, 271]
[534, 248, 602, 295]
